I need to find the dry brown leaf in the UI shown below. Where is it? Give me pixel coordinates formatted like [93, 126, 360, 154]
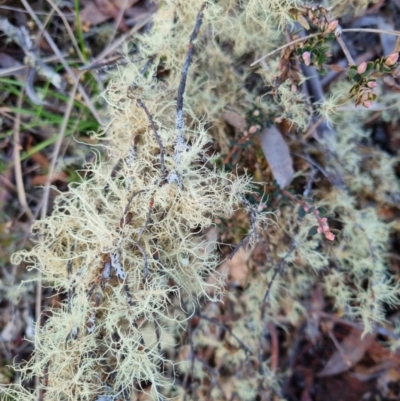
[0, 53, 26, 80]
[327, 64, 345, 73]
[221, 111, 246, 131]
[257, 126, 294, 188]
[31, 172, 68, 186]
[80, 0, 139, 26]
[220, 249, 250, 288]
[296, 14, 310, 30]
[317, 328, 375, 377]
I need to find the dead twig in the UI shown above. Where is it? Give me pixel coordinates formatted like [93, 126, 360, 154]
[80, 11, 155, 71]
[262, 241, 297, 308]
[334, 27, 355, 65]
[229, 206, 257, 260]
[196, 312, 253, 356]
[66, 244, 76, 314]
[176, 2, 206, 141]
[140, 55, 155, 75]
[137, 99, 166, 181]
[13, 91, 34, 221]
[105, 0, 131, 49]
[123, 189, 145, 217]
[37, 362, 49, 401]
[45, 0, 87, 64]
[40, 80, 79, 219]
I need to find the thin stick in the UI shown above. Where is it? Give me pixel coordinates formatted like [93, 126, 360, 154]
[45, 0, 86, 63]
[13, 91, 34, 221]
[228, 236, 249, 260]
[335, 29, 355, 65]
[135, 242, 149, 278]
[79, 54, 125, 71]
[105, 0, 130, 49]
[175, 2, 206, 141]
[137, 100, 166, 181]
[262, 242, 296, 307]
[197, 313, 253, 355]
[229, 205, 257, 260]
[123, 189, 145, 216]
[327, 329, 353, 367]
[80, 11, 155, 71]
[66, 244, 75, 314]
[302, 117, 324, 141]
[342, 27, 400, 37]
[250, 32, 322, 66]
[0, 53, 69, 78]
[140, 55, 155, 75]
[37, 362, 49, 401]
[40, 80, 79, 220]
[257, 241, 296, 387]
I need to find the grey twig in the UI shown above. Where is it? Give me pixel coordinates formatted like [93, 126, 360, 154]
[262, 242, 297, 308]
[229, 206, 258, 260]
[197, 313, 253, 356]
[66, 243, 75, 314]
[37, 362, 49, 401]
[135, 242, 149, 278]
[175, 2, 206, 141]
[137, 99, 166, 181]
[140, 55, 155, 75]
[123, 189, 145, 217]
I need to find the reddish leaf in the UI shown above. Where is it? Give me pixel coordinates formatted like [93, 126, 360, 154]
[80, 0, 139, 27]
[317, 328, 375, 377]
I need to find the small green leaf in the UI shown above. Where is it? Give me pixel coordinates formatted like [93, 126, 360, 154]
[360, 62, 375, 78]
[317, 53, 327, 65]
[324, 213, 335, 219]
[382, 65, 393, 73]
[346, 67, 358, 78]
[317, 207, 328, 216]
[298, 207, 306, 218]
[308, 226, 319, 236]
[307, 206, 315, 214]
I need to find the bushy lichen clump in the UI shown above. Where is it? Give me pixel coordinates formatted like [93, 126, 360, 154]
[7, 2, 258, 400]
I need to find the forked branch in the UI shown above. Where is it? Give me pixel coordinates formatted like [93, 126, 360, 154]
[175, 2, 206, 142]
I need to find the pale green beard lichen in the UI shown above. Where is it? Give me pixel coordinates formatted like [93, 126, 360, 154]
[8, 90, 251, 400]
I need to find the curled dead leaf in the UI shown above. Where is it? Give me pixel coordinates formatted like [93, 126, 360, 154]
[317, 328, 375, 377]
[257, 126, 294, 188]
